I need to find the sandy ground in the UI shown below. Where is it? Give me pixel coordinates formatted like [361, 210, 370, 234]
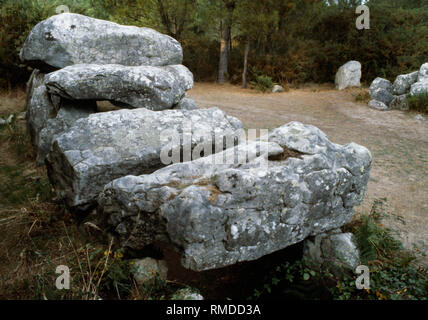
[188, 83, 428, 266]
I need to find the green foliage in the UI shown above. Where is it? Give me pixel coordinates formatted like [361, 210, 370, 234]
[249, 199, 428, 300]
[101, 249, 133, 299]
[251, 75, 275, 92]
[408, 92, 428, 113]
[353, 198, 402, 264]
[0, 0, 427, 88]
[0, 118, 52, 206]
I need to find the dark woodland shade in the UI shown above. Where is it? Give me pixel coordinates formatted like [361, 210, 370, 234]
[1, 0, 427, 88]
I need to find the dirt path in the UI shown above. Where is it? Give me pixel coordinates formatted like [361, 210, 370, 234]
[188, 83, 428, 266]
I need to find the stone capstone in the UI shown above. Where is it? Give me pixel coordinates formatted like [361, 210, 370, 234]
[97, 121, 372, 271]
[44, 64, 193, 110]
[20, 13, 182, 70]
[45, 107, 243, 211]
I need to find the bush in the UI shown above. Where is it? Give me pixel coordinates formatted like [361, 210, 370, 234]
[249, 199, 428, 300]
[251, 75, 275, 92]
[408, 92, 428, 113]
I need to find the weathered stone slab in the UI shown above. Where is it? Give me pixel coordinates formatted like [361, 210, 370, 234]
[410, 80, 428, 96]
[44, 64, 193, 110]
[98, 122, 371, 271]
[392, 71, 418, 95]
[26, 70, 56, 149]
[303, 230, 360, 274]
[368, 100, 389, 111]
[369, 77, 394, 106]
[46, 107, 243, 210]
[20, 13, 182, 70]
[418, 62, 428, 82]
[25, 69, 97, 165]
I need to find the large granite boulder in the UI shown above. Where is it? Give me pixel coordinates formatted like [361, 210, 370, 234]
[46, 107, 243, 211]
[418, 62, 428, 82]
[97, 122, 371, 271]
[410, 80, 428, 96]
[20, 13, 182, 70]
[369, 77, 394, 106]
[392, 71, 418, 95]
[44, 64, 193, 111]
[335, 61, 361, 90]
[389, 94, 409, 111]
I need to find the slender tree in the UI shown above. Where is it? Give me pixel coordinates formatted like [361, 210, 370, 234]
[218, 0, 236, 83]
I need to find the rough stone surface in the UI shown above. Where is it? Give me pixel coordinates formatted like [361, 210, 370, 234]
[44, 64, 193, 111]
[272, 85, 284, 93]
[25, 69, 97, 165]
[410, 80, 428, 96]
[46, 107, 243, 210]
[172, 288, 204, 300]
[389, 94, 409, 111]
[392, 71, 418, 95]
[131, 258, 168, 285]
[369, 77, 395, 106]
[303, 230, 360, 273]
[335, 61, 361, 90]
[173, 97, 198, 110]
[26, 70, 57, 149]
[370, 77, 393, 94]
[370, 88, 394, 106]
[368, 100, 389, 111]
[20, 13, 182, 70]
[37, 101, 97, 165]
[418, 62, 428, 82]
[98, 121, 371, 271]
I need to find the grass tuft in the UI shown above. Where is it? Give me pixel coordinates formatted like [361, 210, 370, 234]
[408, 92, 428, 113]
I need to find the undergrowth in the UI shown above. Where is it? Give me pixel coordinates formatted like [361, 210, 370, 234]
[408, 93, 428, 113]
[354, 90, 371, 104]
[250, 75, 275, 93]
[249, 199, 428, 300]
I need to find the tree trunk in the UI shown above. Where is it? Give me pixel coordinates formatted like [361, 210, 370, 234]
[218, 23, 230, 84]
[242, 41, 250, 88]
[218, 1, 235, 84]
